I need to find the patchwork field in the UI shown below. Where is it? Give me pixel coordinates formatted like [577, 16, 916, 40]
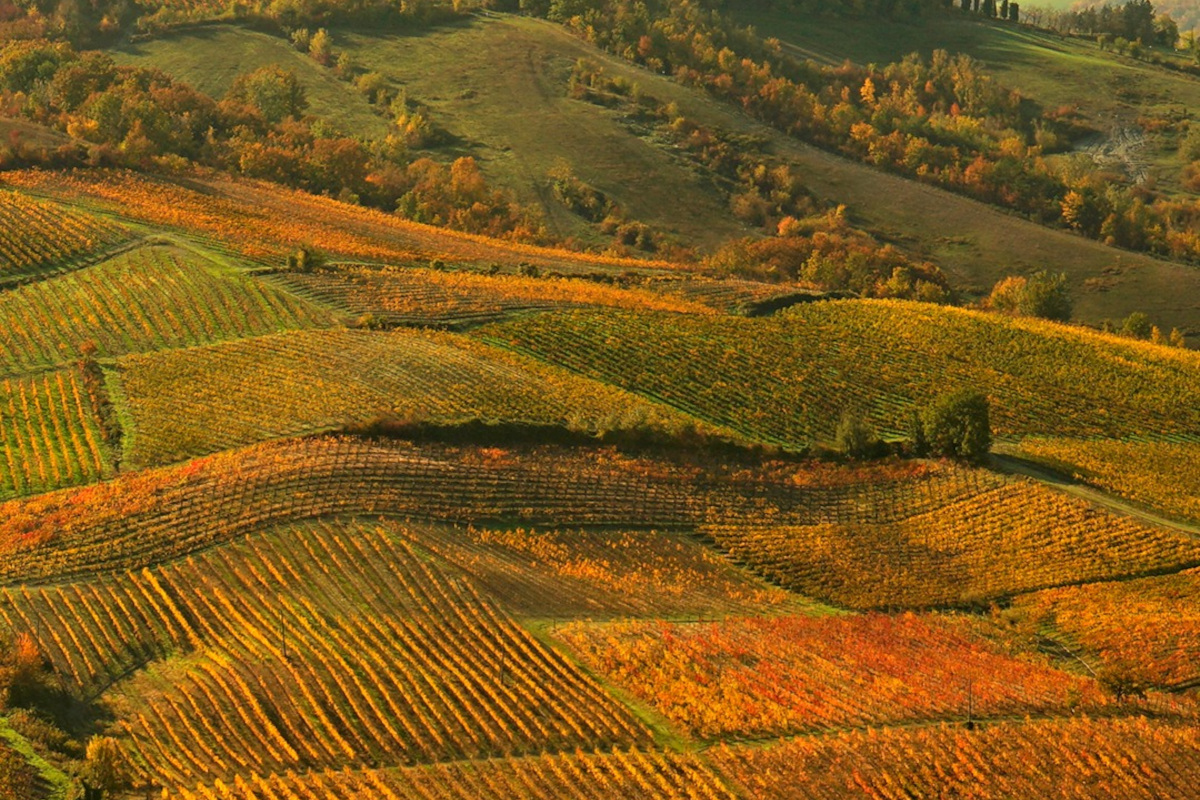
[1013, 437, 1200, 523]
[1015, 568, 1200, 690]
[2, 14, 1200, 793]
[0, 169, 684, 274]
[0, 368, 110, 500]
[557, 613, 1189, 739]
[712, 717, 1200, 799]
[0, 191, 132, 285]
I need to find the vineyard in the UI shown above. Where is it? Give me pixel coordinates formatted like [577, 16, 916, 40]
[0, 94, 1195, 796]
[0, 435, 848, 584]
[554, 613, 1187, 740]
[270, 263, 710, 328]
[0, 190, 131, 284]
[479, 302, 1200, 444]
[1013, 437, 1200, 523]
[409, 525, 803, 619]
[0, 170, 684, 275]
[0, 245, 333, 377]
[1014, 568, 1200, 690]
[701, 473, 1200, 608]
[0, 367, 110, 500]
[711, 717, 1200, 799]
[164, 749, 738, 800]
[113, 328, 715, 468]
[3, 519, 649, 790]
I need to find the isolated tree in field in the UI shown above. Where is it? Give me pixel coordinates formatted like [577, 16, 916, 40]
[835, 410, 878, 459]
[226, 66, 308, 125]
[919, 391, 991, 463]
[986, 271, 1071, 321]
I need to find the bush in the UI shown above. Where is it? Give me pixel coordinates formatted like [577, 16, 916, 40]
[835, 410, 879, 459]
[918, 390, 991, 463]
[82, 736, 131, 795]
[1120, 311, 1152, 339]
[987, 271, 1071, 321]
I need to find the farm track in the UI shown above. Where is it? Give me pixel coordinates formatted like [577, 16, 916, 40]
[992, 452, 1200, 539]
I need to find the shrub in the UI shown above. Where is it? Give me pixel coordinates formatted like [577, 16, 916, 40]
[920, 391, 991, 463]
[835, 410, 878, 459]
[1120, 311, 1152, 339]
[987, 271, 1071, 321]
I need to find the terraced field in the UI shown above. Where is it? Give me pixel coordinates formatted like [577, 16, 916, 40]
[712, 717, 1200, 800]
[0, 169, 684, 275]
[5, 520, 649, 790]
[167, 749, 738, 800]
[1013, 438, 1200, 523]
[703, 470, 1200, 608]
[557, 613, 1190, 739]
[0, 368, 110, 499]
[1015, 568, 1200, 690]
[270, 263, 710, 328]
[0, 436, 829, 584]
[409, 525, 803, 619]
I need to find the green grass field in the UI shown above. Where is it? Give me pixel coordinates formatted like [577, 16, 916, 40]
[336, 16, 753, 249]
[112, 26, 391, 139]
[103, 16, 1200, 338]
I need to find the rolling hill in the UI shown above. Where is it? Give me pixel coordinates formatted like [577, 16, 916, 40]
[93, 15, 1200, 337]
[3, 6, 1200, 799]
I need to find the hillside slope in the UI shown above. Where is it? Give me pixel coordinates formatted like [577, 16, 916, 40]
[106, 15, 1200, 337]
[479, 300, 1200, 446]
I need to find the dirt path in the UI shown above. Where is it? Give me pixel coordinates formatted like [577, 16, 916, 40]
[991, 452, 1200, 538]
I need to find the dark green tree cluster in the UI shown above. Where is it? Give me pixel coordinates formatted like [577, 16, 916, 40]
[986, 271, 1072, 321]
[910, 391, 992, 463]
[1057, 0, 1176, 47]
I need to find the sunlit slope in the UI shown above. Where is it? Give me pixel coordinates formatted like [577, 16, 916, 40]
[0, 368, 111, 499]
[2, 519, 651, 790]
[712, 717, 1200, 800]
[112, 26, 390, 139]
[479, 300, 1200, 446]
[0, 245, 333, 376]
[1012, 438, 1200, 523]
[94, 16, 1200, 338]
[0, 189, 132, 285]
[735, 9, 1200, 193]
[112, 328, 717, 468]
[1, 169, 688, 274]
[268, 262, 715, 327]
